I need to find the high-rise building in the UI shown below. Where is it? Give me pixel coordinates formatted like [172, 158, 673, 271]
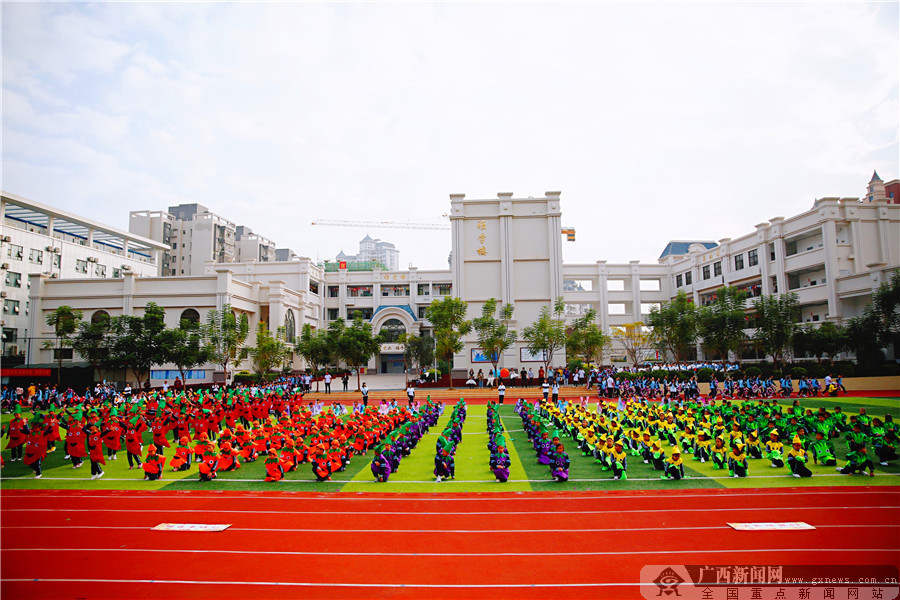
[335, 234, 400, 271]
[130, 203, 294, 276]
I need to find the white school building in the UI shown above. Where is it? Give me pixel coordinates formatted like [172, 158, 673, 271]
[4, 172, 899, 386]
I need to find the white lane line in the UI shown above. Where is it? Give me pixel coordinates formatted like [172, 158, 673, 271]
[4, 505, 897, 516]
[4, 547, 896, 557]
[3, 472, 898, 483]
[2, 524, 896, 533]
[2, 578, 645, 588]
[2, 489, 895, 502]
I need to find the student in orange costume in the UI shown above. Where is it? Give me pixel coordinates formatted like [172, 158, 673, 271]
[169, 437, 192, 472]
[142, 444, 165, 481]
[217, 442, 241, 472]
[264, 449, 285, 482]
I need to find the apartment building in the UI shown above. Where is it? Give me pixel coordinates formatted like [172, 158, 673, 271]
[0, 192, 166, 366]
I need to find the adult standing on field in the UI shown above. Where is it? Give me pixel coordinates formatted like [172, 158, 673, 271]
[361, 382, 369, 407]
[498, 382, 506, 404]
[324, 372, 332, 394]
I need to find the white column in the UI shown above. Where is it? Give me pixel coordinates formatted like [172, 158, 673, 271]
[630, 260, 642, 322]
[597, 261, 610, 333]
[821, 217, 840, 319]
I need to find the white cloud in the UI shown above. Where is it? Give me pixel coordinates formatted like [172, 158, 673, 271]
[1, 2, 897, 269]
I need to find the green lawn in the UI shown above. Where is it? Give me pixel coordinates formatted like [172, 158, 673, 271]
[2, 397, 898, 492]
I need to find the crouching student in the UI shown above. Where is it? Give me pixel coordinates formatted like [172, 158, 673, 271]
[142, 445, 165, 481]
[711, 435, 728, 470]
[728, 443, 748, 478]
[371, 445, 392, 482]
[312, 446, 332, 482]
[693, 430, 711, 463]
[551, 444, 570, 482]
[264, 449, 285, 482]
[787, 435, 812, 478]
[491, 445, 511, 483]
[766, 430, 785, 468]
[198, 448, 219, 482]
[662, 449, 685, 480]
[434, 449, 453, 483]
[810, 431, 837, 466]
[746, 430, 763, 460]
[217, 442, 241, 472]
[169, 437, 193, 472]
[837, 442, 875, 477]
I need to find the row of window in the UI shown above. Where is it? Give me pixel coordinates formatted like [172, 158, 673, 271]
[676, 249, 762, 288]
[6, 245, 63, 267]
[325, 283, 453, 298]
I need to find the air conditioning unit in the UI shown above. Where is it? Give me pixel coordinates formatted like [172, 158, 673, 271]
[87, 256, 99, 263]
[45, 246, 54, 252]
[0, 291, 7, 298]
[0, 235, 11, 243]
[13, 306, 19, 314]
[0, 263, 8, 270]
[121, 264, 132, 271]
[52, 247, 61, 254]
[50, 273, 59, 279]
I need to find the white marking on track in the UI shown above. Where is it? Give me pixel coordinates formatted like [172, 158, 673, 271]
[4, 547, 896, 557]
[3, 505, 898, 515]
[2, 524, 896, 533]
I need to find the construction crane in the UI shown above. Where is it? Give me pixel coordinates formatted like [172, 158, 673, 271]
[311, 219, 449, 231]
[312, 219, 576, 241]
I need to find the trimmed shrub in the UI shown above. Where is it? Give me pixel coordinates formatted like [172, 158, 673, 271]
[696, 367, 714, 383]
[791, 366, 807, 378]
[744, 366, 762, 378]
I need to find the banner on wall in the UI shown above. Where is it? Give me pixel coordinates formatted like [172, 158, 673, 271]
[519, 348, 548, 363]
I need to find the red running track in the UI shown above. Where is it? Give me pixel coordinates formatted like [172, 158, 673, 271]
[1, 487, 898, 599]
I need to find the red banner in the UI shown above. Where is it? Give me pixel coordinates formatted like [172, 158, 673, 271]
[339, 261, 347, 270]
[0, 368, 52, 378]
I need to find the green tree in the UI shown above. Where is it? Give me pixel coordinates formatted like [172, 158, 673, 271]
[295, 323, 332, 392]
[398, 333, 434, 384]
[647, 291, 698, 364]
[72, 315, 114, 384]
[612, 322, 653, 367]
[425, 297, 472, 389]
[158, 318, 211, 384]
[566, 309, 611, 367]
[110, 302, 168, 387]
[523, 297, 567, 373]
[846, 270, 900, 362]
[698, 286, 748, 364]
[249, 323, 290, 381]
[202, 304, 250, 384]
[44, 305, 83, 385]
[802, 321, 848, 363]
[336, 315, 380, 392]
[472, 298, 516, 378]
[752, 292, 800, 368]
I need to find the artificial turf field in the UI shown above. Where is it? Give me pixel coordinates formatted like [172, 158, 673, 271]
[2, 395, 898, 598]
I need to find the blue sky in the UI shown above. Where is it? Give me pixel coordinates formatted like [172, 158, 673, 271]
[3, 2, 898, 269]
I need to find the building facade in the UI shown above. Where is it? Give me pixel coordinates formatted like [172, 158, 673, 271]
[1, 192, 167, 366]
[8, 171, 900, 386]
